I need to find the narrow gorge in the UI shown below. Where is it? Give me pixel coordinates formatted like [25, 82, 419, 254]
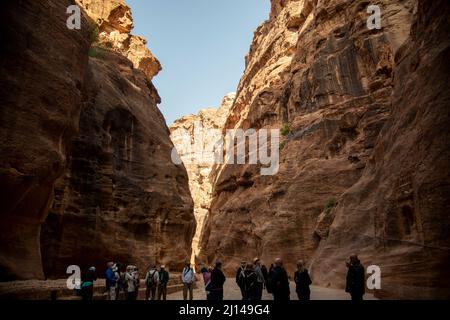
[0, 0, 449, 301]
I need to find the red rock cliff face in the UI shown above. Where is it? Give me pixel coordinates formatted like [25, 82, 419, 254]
[0, 0, 195, 280]
[311, 0, 450, 299]
[199, 0, 450, 298]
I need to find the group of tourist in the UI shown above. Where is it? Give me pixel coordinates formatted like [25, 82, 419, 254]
[78, 255, 366, 301]
[79, 262, 169, 301]
[201, 255, 365, 301]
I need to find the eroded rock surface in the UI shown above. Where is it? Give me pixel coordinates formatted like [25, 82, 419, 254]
[199, 0, 450, 298]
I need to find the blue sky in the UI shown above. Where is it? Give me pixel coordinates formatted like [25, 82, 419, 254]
[127, 0, 270, 125]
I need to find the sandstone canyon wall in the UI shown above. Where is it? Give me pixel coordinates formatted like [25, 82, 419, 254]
[198, 0, 450, 299]
[170, 93, 235, 265]
[0, 0, 195, 281]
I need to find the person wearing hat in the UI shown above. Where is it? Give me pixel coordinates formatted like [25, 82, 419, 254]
[208, 260, 226, 300]
[253, 258, 265, 300]
[158, 265, 169, 300]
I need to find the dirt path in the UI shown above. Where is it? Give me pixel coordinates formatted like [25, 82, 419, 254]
[167, 279, 378, 300]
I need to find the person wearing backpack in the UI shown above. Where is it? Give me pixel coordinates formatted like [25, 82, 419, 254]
[294, 260, 312, 301]
[235, 261, 246, 300]
[145, 265, 159, 300]
[158, 265, 169, 300]
[243, 263, 258, 300]
[181, 262, 196, 300]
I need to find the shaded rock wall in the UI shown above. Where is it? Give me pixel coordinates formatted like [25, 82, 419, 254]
[199, 0, 450, 298]
[0, 0, 92, 281]
[0, 0, 195, 280]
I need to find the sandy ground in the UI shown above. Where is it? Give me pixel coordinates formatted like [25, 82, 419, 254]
[167, 278, 378, 300]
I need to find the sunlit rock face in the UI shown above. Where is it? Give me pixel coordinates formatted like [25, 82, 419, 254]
[76, 0, 162, 80]
[170, 93, 236, 266]
[0, 0, 195, 280]
[198, 0, 450, 299]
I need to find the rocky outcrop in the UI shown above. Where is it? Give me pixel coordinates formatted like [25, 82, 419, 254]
[170, 93, 235, 266]
[0, 0, 195, 281]
[199, 0, 450, 298]
[76, 0, 162, 80]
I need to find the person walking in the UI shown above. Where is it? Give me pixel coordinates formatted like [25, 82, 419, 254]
[105, 262, 117, 300]
[145, 265, 159, 300]
[181, 262, 196, 300]
[271, 258, 290, 301]
[158, 265, 169, 300]
[80, 267, 97, 301]
[125, 265, 138, 301]
[235, 261, 246, 300]
[208, 261, 226, 301]
[345, 255, 365, 301]
[253, 258, 265, 300]
[294, 260, 312, 301]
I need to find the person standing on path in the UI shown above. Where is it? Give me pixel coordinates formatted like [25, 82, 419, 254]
[208, 261, 226, 301]
[253, 258, 265, 300]
[294, 260, 312, 301]
[158, 265, 169, 300]
[345, 255, 365, 301]
[145, 265, 159, 300]
[181, 262, 196, 300]
[125, 265, 138, 301]
[235, 260, 246, 300]
[81, 267, 97, 301]
[105, 262, 117, 300]
[271, 258, 290, 301]
[243, 263, 258, 300]
[201, 266, 212, 300]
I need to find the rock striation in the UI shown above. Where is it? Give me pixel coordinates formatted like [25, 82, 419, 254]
[198, 0, 450, 299]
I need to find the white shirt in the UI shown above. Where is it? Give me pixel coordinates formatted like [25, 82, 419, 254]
[182, 267, 195, 284]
